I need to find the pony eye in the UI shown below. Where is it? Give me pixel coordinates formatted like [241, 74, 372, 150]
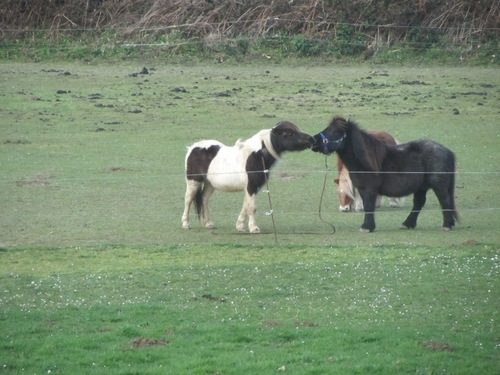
[282, 131, 290, 137]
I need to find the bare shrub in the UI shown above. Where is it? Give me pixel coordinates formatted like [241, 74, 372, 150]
[0, 0, 498, 45]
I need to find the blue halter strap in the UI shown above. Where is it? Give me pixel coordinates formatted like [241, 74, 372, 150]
[319, 132, 346, 155]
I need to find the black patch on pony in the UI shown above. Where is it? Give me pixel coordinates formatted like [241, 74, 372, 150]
[246, 149, 269, 196]
[245, 121, 313, 196]
[185, 144, 221, 218]
[186, 145, 221, 182]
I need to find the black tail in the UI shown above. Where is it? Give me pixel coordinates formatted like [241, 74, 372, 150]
[449, 155, 460, 223]
[194, 184, 203, 220]
[450, 172, 460, 224]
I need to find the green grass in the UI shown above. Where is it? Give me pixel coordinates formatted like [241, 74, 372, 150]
[0, 62, 499, 373]
[1, 245, 498, 374]
[1, 62, 498, 247]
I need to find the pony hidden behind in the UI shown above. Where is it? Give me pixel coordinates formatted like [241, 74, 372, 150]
[312, 116, 459, 232]
[182, 121, 314, 233]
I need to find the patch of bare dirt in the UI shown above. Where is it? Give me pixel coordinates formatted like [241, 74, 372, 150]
[400, 80, 430, 85]
[103, 167, 129, 172]
[294, 320, 318, 327]
[462, 239, 479, 246]
[201, 293, 227, 302]
[130, 337, 168, 348]
[278, 172, 294, 180]
[4, 139, 31, 145]
[263, 320, 279, 328]
[16, 173, 52, 187]
[420, 340, 454, 352]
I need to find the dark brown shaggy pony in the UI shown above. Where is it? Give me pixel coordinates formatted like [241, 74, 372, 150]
[312, 116, 459, 232]
[334, 130, 401, 212]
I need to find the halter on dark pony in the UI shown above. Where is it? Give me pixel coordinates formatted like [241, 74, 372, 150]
[318, 132, 346, 155]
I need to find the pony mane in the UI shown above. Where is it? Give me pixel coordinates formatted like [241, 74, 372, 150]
[243, 128, 281, 160]
[329, 116, 350, 131]
[333, 116, 387, 172]
[274, 120, 300, 132]
[236, 121, 303, 162]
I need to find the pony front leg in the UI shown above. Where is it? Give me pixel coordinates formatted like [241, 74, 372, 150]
[247, 195, 260, 233]
[236, 193, 260, 233]
[359, 191, 378, 233]
[236, 206, 247, 232]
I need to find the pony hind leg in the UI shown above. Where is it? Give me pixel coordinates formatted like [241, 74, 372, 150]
[433, 186, 456, 230]
[235, 193, 248, 232]
[401, 189, 427, 229]
[182, 179, 201, 229]
[200, 182, 216, 229]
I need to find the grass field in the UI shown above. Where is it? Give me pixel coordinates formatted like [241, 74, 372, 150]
[1, 61, 499, 374]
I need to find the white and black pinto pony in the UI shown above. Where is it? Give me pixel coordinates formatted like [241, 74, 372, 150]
[182, 121, 314, 233]
[312, 116, 459, 232]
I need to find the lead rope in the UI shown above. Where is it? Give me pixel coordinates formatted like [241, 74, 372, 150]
[262, 157, 278, 244]
[319, 156, 336, 234]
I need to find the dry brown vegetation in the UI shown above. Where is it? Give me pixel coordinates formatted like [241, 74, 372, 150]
[1, 0, 498, 45]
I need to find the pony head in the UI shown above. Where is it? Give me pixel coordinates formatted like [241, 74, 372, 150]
[311, 116, 349, 155]
[269, 121, 315, 155]
[312, 116, 386, 173]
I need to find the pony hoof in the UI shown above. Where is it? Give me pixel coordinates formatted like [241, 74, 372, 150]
[237, 227, 246, 233]
[182, 224, 190, 230]
[442, 226, 452, 231]
[205, 223, 216, 229]
[359, 228, 372, 233]
[250, 227, 261, 234]
[399, 224, 415, 230]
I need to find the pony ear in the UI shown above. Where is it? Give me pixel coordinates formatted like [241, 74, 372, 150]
[350, 131, 386, 172]
[333, 178, 340, 185]
[331, 116, 349, 131]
